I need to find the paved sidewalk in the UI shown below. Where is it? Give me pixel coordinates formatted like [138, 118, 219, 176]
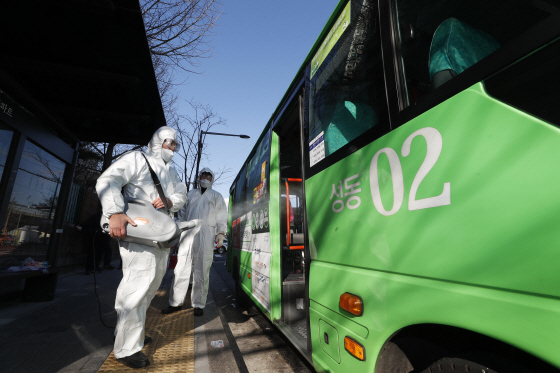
[0, 264, 120, 373]
[0, 256, 314, 373]
[0, 262, 208, 373]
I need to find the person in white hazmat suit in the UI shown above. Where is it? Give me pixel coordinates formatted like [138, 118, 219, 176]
[95, 126, 187, 369]
[162, 167, 227, 316]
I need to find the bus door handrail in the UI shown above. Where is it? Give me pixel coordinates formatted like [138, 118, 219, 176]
[285, 178, 303, 249]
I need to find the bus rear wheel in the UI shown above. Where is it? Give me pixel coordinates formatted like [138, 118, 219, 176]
[420, 358, 497, 373]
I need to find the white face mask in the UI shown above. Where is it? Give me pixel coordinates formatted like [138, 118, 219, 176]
[199, 179, 212, 188]
[161, 148, 174, 163]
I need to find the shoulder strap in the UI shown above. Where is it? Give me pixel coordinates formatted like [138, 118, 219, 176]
[141, 153, 170, 211]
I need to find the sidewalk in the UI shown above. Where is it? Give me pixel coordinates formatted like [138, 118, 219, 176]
[0, 257, 314, 373]
[0, 264, 119, 372]
[0, 262, 219, 373]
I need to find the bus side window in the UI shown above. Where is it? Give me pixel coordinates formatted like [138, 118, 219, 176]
[429, 18, 499, 89]
[245, 130, 271, 206]
[308, 0, 388, 162]
[233, 165, 247, 222]
[323, 97, 378, 155]
[394, 0, 554, 107]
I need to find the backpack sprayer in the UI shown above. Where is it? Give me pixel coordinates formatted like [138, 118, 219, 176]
[99, 153, 195, 249]
[100, 197, 196, 249]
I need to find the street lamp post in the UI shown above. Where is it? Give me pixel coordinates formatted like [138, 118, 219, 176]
[194, 130, 250, 189]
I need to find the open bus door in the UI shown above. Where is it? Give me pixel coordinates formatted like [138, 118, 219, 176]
[274, 92, 312, 359]
[281, 179, 305, 329]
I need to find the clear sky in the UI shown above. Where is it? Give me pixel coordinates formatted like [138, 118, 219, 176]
[174, 0, 340, 202]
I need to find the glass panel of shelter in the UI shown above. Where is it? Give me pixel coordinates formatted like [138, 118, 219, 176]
[3, 140, 65, 263]
[0, 122, 14, 183]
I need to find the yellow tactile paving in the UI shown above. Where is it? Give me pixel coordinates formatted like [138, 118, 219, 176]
[97, 288, 194, 373]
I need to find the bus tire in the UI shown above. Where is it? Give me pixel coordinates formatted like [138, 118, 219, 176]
[420, 358, 497, 373]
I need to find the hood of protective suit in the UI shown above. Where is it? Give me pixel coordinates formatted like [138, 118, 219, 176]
[146, 126, 177, 161]
[198, 167, 215, 189]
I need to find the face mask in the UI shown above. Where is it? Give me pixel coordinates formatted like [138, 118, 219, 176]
[161, 148, 174, 163]
[199, 179, 212, 188]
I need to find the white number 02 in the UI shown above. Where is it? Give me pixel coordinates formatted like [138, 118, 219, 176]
[369, 127, 450, 216]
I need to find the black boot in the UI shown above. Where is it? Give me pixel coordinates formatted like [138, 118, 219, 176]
[194, 307, 204, 316]
[116, 351, 150, 368]
[161, 305, 182, 314]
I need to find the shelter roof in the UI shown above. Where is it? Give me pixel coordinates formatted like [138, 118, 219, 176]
[0, 0, 164, 145]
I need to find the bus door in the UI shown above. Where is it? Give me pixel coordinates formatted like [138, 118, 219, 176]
[274, 92, 311, 354]
[281, 178, 305, 325]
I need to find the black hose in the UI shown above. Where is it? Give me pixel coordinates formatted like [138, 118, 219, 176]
[92, 231, 116, 329]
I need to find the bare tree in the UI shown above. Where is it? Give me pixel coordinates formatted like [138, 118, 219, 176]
[86, 142, 144, 173]
[142, 0, 222, 122]
[73, 144, 105, 189]
[141, 0, 222, 74]
[169, 99, 231, 191]
[73, 1, 222, 177]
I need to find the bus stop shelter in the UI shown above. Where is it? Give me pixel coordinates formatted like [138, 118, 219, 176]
[0, 0, 165, 299]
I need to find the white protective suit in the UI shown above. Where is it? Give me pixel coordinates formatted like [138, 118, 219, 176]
[169, 167, 227, 308]
[96, 126, 187, 359]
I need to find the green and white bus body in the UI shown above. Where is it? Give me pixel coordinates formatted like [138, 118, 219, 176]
[227, 0, 560, 372]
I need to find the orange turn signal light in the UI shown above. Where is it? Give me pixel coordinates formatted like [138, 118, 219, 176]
[248, 273, 251, 279]
[339, 292, 363, 316]
[344, 336, 365, 361]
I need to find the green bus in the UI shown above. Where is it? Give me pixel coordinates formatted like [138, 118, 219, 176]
[226, 0, 560, 371]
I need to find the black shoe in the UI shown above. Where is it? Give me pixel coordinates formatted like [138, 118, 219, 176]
[103, 264, 115, 270]
[194, 307, 204, 316]
[93, 267, 103, 274]
[161, 305, 182, 314]
[116, 351, 150, 369]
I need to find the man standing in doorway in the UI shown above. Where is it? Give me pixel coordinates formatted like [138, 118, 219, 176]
[96, 126, 187, 369]
[162, 167, 227, 316]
